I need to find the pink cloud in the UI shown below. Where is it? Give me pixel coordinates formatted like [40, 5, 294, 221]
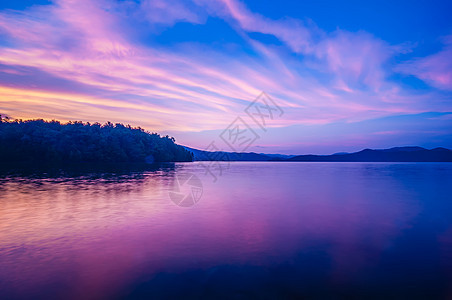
[0, 0, 449, 144]
[199, 0, 409, 93]
[196, 0, 318, 53]
[314, 31, 395, 91]
[397, 35, 452, 90]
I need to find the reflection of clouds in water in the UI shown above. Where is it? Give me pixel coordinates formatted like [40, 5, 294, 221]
[0, 162, 451, 299]
[0, 163, 177, 193]
[0, 164, 178, 249]
[177, 163, 424, 278]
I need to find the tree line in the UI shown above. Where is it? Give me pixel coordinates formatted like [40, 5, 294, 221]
[0, 116, 193, 163]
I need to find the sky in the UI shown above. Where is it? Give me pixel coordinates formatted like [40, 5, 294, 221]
[0, 0, 451, 154]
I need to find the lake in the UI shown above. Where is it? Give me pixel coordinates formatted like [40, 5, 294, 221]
[0, 162, 451, 299]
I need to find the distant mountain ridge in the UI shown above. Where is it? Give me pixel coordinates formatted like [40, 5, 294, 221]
[184, 146, 270, 161]
[288, 147, 452, 162]
[185, 146, 452, 162]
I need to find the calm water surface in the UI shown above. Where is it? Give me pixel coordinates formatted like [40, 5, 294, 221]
[0, 162, 451, 299]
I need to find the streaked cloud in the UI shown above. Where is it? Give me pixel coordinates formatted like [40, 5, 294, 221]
[396, 35, 452, 91]
[0, 0, 451, 152]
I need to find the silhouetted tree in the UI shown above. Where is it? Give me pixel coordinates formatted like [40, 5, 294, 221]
[0, 119, 193, 163]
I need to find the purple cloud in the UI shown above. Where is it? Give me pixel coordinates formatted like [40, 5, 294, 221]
[0, 0, 450, 152]
[397, 35, 452, 91]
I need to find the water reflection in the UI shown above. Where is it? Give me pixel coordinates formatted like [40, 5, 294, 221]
[0, 162, 451, 299]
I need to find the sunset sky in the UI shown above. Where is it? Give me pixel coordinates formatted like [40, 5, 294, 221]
[0, 0, 451, 154]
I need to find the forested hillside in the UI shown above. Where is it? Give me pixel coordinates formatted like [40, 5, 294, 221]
[0, 118, 193, 163]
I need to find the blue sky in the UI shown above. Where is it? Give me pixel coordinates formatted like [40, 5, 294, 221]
[0, 0, 451, 154]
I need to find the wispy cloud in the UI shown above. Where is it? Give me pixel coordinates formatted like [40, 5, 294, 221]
[0, 0, 450, 152]
[396, 35, 452, 91]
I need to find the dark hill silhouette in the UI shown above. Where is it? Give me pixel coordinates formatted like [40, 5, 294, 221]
[184, 146, 270, 161]
[288, 147, 452, 162]
[185, 146, 452, 162]
[0, 118, 193, 163]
